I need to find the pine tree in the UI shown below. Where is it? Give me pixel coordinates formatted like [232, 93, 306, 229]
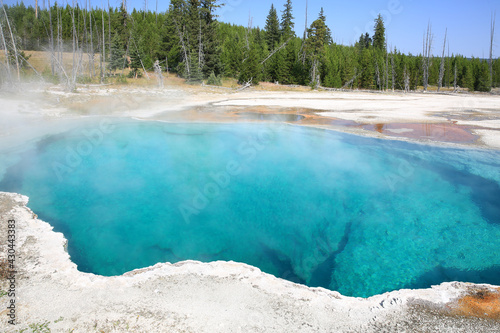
[464, 62, 475, 91]
[264, 4, 280, 51]
[239, 42, 261, 85]
[318, 7, 332, 44]
[305, 9, 331, 86]
[129, 47, 143, 78]
[373, 14, 385, 52]
[201, 0, 222, 76]
[187, 50, 203, 83]
[323, 46, 341, 88]
[279, 0, 296, 84]
[475, 60, 492, 92]
[109, 32, 126, 72]
[267, 40, 286, 83]
[493, 58, 500, 87]
[280, 0, 294, 39]
[359, 48, 374, 89]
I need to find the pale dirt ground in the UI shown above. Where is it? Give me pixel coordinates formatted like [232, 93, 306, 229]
[0, 84, 500, 332]
[3, 83, 499, 150]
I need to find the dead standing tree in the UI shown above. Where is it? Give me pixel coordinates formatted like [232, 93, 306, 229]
[48, 0, 55, 74]
[490, 12, 496, 87]
[299, 0, 308, 65]
[172, 15, 190, 78]
[0, 0, 20, 81]
[403, 65, 410, 93]
[422, 23, 433, 92]
[391, 53, 395, 92]
[438, 29, 447, 92]
[0, 7, 12, 82]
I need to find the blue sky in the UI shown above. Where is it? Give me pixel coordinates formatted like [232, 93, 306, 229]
[5, 0, 500, 57]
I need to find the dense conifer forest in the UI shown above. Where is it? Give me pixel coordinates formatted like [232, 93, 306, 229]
[1, 0, 498, 91]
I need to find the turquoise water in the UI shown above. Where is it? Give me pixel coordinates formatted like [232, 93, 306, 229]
[1, 120, 500, 297]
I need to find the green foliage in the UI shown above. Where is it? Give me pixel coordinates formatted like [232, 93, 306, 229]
[109, 33, 126, 72]
[264, 4, 280, 51]
[0, 2, 496, 94]
[18, 321, 51, 333]
[8, 49, 32, 68]
[463, 63, 475, 91]
[76, 75, 93, 84]
[358, 48, 375, 89]
[41, 67, 60, 84]
[187, 51, 204, 84]
[373, 14, 386, 52]
[129, 41, 144, 79]
[305, 9, 332, 85]
[280, 0, 295, 39]
[115, 74, 128, 84]
[127, 68, 143, 78]
[206, 71, 222, 85]
[201, 0, 223, 76]
[493, 58, 500, 88]
[474, 59, 492, 92]
[239, 44, 261, 85]
[357, 33, 372, 52]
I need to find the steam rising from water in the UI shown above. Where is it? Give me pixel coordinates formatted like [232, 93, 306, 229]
[1, 120, 499, 297]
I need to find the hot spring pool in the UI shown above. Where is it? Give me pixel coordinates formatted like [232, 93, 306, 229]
[1, 120, 500, 297]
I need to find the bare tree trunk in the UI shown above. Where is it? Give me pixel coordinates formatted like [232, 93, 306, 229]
[311, 59, 318, 88]
[108, 0, 111, 75]
[260, 37, 292, 65]
[130, 31, 150, 79]
[446, 41, 450, 88]
[300, 0, 308, 65]
[490, 12, 496, 87]
[375, 62, 381, 90]
[172, 16, 190, 77]
[48, 0, 55, 74]
[101, 4, 105, 82]
[403, 65, 410, 93]
[0, 10, 12, 81]
[71, 2, 77, 82]
[0, 14, 12, 81]
[422, 23, 433, 92]
[438, 28, 447, 92]
[385, 51, 389, 91]
[58, 5, 63, 74]
[342, 68, 361, 89]
[453, 62, 457, 92]
[155, 0, 158, 25]
[1, 0, 20, 81]
[89, 0, 95, 78]
[35, 0, 38, 19]
[391, 53, 395, 92]
[198, 16, 204, 73]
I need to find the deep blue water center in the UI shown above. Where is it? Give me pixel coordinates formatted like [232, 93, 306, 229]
[1, 120, 500, 297]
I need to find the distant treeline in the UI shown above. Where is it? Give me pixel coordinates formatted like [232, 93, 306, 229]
[1, 1, 499, 91]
